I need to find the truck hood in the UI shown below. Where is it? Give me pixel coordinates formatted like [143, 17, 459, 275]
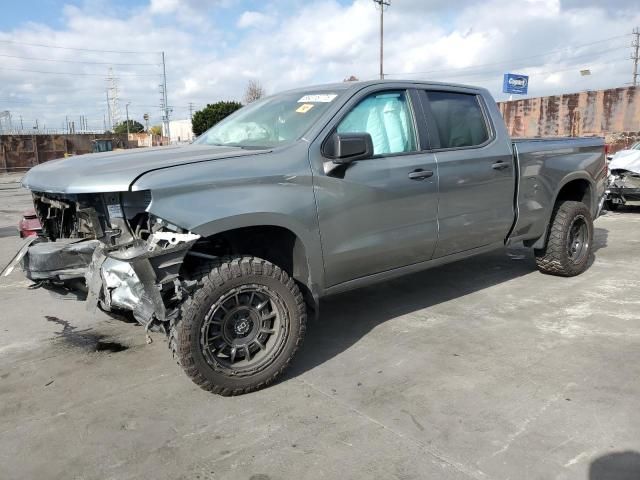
[21, 144, 269, 194]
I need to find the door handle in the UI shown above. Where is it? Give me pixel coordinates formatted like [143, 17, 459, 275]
[408, 169, 434, 180]
[492, 161, 510, 170]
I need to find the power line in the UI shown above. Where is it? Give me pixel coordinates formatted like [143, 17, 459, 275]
[433, 57, 630, 83]
[0, 98, 201, 110]
[0, 39, 158, 54]
[386, 34, 632, 77]
[0, 66, 162, 77]
[388, 45, 628, 77]
[0, 52, 160, 66]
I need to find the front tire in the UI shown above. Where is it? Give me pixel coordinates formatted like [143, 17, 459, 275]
[534, 200, 593, 277]
[173, 256, 306, 396]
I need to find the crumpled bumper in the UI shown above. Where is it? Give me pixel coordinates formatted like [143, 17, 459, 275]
[3, 232, 200, 326]
[23, 239, 101, 282]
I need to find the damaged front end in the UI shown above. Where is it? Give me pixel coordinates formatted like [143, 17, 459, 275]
[608, 169, 640, 206]
[5, 190, 201, 331]
[85, 230, 200, 328]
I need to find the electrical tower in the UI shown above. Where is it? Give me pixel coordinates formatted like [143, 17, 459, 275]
[106, 68, 121, 130]
[632, 27, 640, 87]
[373, 0, 390, 80]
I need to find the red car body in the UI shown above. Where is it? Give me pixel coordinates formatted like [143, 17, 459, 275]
[19, 210, 42, 238]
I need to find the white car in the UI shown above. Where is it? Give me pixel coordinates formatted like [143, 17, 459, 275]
[607, 141, 640, 210]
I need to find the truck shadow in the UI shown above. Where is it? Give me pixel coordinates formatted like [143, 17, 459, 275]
[286, 229, 609, 380]
[589, 451, 640, 480]
[604, 204, 640, 215]
[593, 226, 609, 253]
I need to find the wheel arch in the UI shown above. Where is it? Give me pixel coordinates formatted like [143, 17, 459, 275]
[526, 174, 595, 250]
[187, 215, 322, 315]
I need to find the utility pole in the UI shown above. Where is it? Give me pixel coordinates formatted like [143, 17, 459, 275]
[373, 0, 390, 79]
[189, 102, 194, 120]
[161, 51, 171, 143]
[106, 90, 112, 132]
[632, 27, 640, 87]
[125, 102, 131, 136]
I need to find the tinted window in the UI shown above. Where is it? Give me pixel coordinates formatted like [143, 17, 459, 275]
[337, 90, 417, 155]
[427, 92, 489, 148]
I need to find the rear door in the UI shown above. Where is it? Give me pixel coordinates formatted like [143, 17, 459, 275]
[311, 87, 439, 287]
[418, 89, 515, 257]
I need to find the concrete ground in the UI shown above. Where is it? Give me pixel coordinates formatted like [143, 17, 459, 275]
[0, 171, 639, 480]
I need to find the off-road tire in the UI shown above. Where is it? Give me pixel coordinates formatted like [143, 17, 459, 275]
[534, 200, 593, 277]
[170, 256, 306, 396]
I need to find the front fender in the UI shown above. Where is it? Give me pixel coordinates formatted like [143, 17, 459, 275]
[132, 148, 325, 295]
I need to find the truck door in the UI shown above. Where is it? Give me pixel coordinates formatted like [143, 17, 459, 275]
[311, 88, 439, 287]
[419, 89, 515, 257]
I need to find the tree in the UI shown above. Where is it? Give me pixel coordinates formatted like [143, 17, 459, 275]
[114, 119, 144, 134]
[191, 101, 243, 137]
[343, 75, 359, 82]
[243, 80, 266, 104]
[149, 125, 163, 136]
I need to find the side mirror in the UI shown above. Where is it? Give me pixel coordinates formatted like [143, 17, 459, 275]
[323, 132, 374, 164]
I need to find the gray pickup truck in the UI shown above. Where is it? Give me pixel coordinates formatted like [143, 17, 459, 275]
[7, 80, 607, 395]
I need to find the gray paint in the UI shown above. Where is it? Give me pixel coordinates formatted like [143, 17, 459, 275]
[428, 89, 515, 257]
[510, 137, 606, 248]
[19, 80, 606, 299]
[21, 144, 270, 194]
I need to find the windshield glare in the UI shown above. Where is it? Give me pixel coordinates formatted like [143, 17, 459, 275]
[194, 91, 342, 148]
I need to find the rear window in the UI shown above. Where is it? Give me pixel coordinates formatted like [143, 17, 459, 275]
[426, 92, 490, 149]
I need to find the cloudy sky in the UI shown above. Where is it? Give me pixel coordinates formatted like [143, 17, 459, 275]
[0, 0, 639, 132]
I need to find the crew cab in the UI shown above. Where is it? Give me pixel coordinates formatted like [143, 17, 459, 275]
[4, 80, 607, 395]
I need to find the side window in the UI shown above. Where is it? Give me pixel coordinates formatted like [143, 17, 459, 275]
[337, 90, 417, 155]
[426, 92, 490, 149]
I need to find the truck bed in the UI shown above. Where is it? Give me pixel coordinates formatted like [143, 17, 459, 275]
[509, 136, 606, 247]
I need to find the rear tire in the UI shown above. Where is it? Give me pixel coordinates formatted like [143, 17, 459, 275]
[534, 200, 593, 277]
[172, 256, 306, 396]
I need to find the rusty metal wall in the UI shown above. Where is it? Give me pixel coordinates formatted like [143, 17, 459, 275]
[0, 134, 130, 172]
[498, 86, 640, 152]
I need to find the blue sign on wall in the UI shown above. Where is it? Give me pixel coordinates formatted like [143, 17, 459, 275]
[503, 73, 529, 95]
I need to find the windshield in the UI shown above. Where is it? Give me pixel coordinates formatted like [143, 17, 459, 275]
[194, 90, 343, 148]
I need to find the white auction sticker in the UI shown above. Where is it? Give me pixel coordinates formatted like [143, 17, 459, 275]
[107, 204, 124, 218]
[298, 94, 337, 103]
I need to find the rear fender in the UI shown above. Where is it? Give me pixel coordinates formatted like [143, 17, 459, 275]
[527, 172, 596, 250]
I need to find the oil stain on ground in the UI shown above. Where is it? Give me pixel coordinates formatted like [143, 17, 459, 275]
[44, 315, 129, 353]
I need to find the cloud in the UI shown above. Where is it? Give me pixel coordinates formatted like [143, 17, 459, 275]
[0, 0, 639, 131]
[149, 0, 180, 13]
[237, 11, 275, 29]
